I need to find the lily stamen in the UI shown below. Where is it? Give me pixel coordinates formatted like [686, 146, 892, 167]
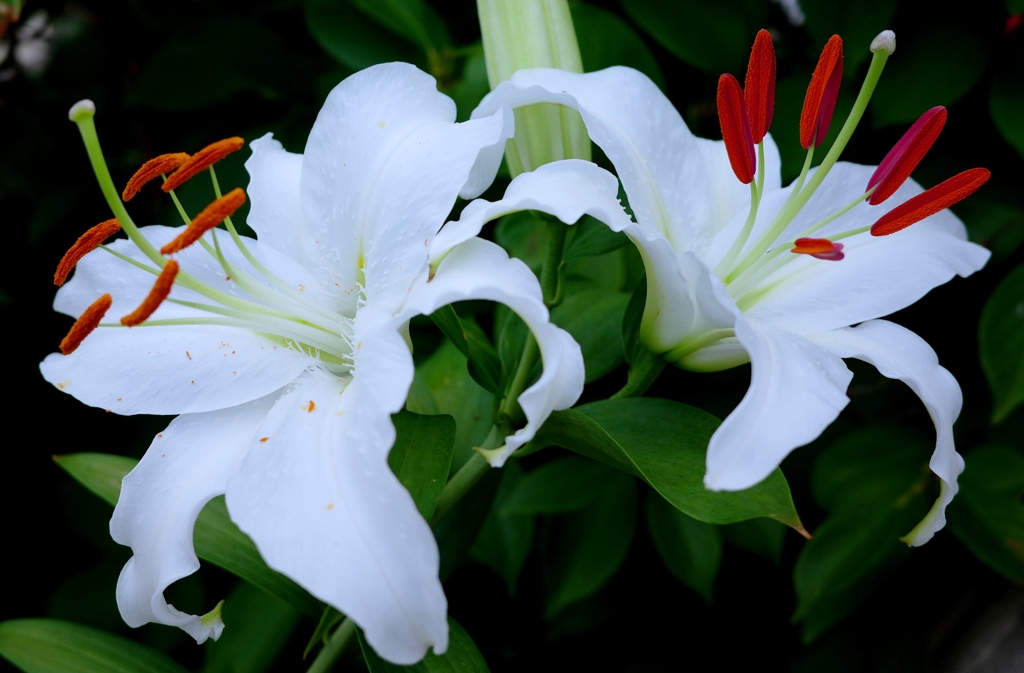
[791, 237, 844, 261]
[162, 137, 244, 193]
[161, 188, 247, 255]
[121, 260, 179, 326]
[800, 35, 843, 150]
[60, 294, 112, 354]
[54, 218, 121, 286]
[866, 106, 946, 205]
[122, 153, 191, 201]
[744, 28, 775, 145]
[871, 168, 991, 236]
[717, 73, 756, 185]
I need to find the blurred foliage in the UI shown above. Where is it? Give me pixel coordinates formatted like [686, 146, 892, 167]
[3, 0, 1024, 672]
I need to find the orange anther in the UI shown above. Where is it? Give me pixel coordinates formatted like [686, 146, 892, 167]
[800, 35, 843, 149]
[162, 137, 244, 193]
[867, 107, 946, 205]
[120, 260, 179, 326]
[791, 237, 844, 261]
[54, 219, 122, 286]
[160, 188, 247, 255]
[871, 168, 990, 236]
[744, 29, 776, 144]
[122, 153, 191, 201]
[60, 294, 112, 355]
[717, 73, 756, 185]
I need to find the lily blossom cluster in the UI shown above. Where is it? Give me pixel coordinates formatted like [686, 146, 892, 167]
[448, 29, 990, 545]
[41, 63, 584, 663]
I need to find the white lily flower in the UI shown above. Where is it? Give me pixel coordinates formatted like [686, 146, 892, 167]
[40, 63, 583, 664]
[438, 32, 991, 546]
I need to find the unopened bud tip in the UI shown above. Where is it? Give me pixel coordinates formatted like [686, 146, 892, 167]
[871, 30, 896, 55]
[68, 99, 96, 122]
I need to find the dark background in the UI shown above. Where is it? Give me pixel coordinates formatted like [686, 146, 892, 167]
[2, 0, 1023, 671]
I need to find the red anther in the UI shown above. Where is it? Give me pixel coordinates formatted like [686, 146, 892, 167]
[871, 168, 990, 236]
[1007, 14, 1022, 34]
[717, 73, 756, 184]
[867, 107, 947, 205]
[60, 293, 112, 355]
[161, 188, 247, 255]
[121, 260, 179, 326]
[54, 218, 122, 286]
[162, 137, 244, 193]
[791, 237, 845, 261]
[800, 35, 843, 149]
[744, 29, 776, 144]
[122, 153, 191, 201]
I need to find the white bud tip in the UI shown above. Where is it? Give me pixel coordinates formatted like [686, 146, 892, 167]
[68, 99, 96, 122]
[871, 30, 896, 55]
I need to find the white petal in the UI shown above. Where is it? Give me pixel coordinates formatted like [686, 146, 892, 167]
[404, 238, 584, 466]
[110, 395, 278, 643]
[299, 63, 512, 314]
[41, 226, 315, 415]
[473, 67, 717, 253]
[226, 361, 448, 665]
[244, 133, 304, 263]
[430, 159, 634, 259]
[704, 317, 852, 490]
[811, 320, 964, 546]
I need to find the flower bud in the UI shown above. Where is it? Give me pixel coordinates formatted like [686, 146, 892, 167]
[477, 0, 590, 176]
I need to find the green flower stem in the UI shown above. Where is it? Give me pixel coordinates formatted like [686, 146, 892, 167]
[306, 616, 357, 673]
[540, 217, 566, 306]
[432, 444, 494, 525]
[500, 334, 540, 429]
[611, 352, 666, 399]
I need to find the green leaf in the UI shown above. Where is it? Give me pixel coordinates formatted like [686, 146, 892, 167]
[303, 608, 344, 660]
[349, 0, 451, 56]
[410, 340, 494, 472]
[430, 305, 504, 396]
[435, 469, 502, 581]
[955, 192, 1024, 263]
[357, 618, 490, 672]
[563, 216, 631, 262]
[979, 262, 1024, 422]
[54, 453, 323, 618]
[469, 461, 536, 596]
[621, 0, 767, 74]
[305, 0, 421, 71]
[870, 26, 991, 128]
[448, 48, 491, 122]
[550, 283, 630, 383]
[202, 583, 301, 673]
[948, 446, 1024, 583]
[388, 410, 457, 522]
[722, 518, 786, 566]
[544, 472, 638, 618]
[499, 455, 617, 516]
[646, 491, 722, 603]
[992, 46, 1024, 162]
[53, 453, 135, 506]
[794, 427, 933, 642]
[571, 4, 665, 89]
[527, 399, 805, 530]
[801, 0, 896, 69]
[0, 619, 188, 673]
[494, 210, 546, 273]
[1009, 0, 1024, 15]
